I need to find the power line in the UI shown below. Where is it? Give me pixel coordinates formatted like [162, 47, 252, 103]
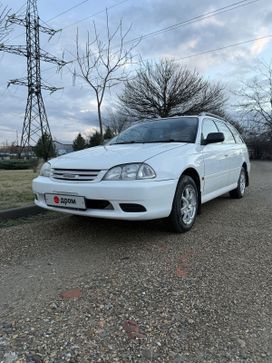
[3, 2, 27, 42]
[43, 0, 259, 52]
[9, 0, 130, 42]
[13, 2, 27, 16]
[38, 0, 268, 87]
[9, 0, 267, 84]
[175, 34, 272, 61]
[123, 35, 272, 78]
[122, 0, 261, 46]
[47, 0, 90, 22]
[56, 0, 258, 39]
[61, 0, 130, 30]
[44, 35, 272, 85]
[9, 0, 259, 58]
[64, 0, 262, 65]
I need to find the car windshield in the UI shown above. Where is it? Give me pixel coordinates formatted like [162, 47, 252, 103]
[110, 117, 199, 145]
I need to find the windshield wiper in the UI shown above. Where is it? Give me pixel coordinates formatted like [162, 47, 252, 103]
[112, 140, 189, 145]
[143, 140, 188, 143]
[113, 141, 141, 145]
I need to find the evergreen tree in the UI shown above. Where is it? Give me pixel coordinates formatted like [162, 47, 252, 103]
[104, 126, 114, 140]
[73, 133, 86, 151]
[34, 133, 56, 161]
[89, 131, 103, 147]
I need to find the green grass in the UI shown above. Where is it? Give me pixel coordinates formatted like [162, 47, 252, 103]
[0, 169, 38, 210]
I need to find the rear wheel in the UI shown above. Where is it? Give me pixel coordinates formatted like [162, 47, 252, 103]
[229, 166, 246, 199]
[169, 175, 198, 233]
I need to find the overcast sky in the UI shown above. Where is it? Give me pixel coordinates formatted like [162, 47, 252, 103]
[0, 0, 271, 144]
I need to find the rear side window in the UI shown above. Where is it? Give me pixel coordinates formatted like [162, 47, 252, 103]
[215, 121, 236, 144]
[202, 118, 218, 140]
[229, 125, 244, 143]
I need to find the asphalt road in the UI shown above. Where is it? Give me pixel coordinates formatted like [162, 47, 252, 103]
[0, 161, 271, 363]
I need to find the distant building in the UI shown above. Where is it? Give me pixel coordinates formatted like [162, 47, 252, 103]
[53, 141, 73, 156]
[0, 152, 11, 160]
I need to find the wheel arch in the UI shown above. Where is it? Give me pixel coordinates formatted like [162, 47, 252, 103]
[179, 167, 202, 214]
[242, 161, 249, 186]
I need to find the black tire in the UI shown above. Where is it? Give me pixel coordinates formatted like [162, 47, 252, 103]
[229, 166, 246, 199]
[169, 175, 199, 233]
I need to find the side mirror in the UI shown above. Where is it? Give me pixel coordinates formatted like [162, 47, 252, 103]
[203, 132, 224, 145]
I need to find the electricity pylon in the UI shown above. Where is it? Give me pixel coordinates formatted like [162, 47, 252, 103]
[0, 0, 68, 158]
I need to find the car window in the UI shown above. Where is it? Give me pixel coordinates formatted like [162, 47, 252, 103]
[202, 118, 218, 140]
[215, 121, 236, 144]
[111, 117, 199, 144]
[228, 125, 244, 143]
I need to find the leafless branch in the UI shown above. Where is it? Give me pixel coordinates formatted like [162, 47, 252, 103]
[234, 61, 272, 137]
[118, 59, 226, 120]
[75, 11, 139, 140]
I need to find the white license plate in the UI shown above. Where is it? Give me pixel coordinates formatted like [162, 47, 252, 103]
[45, 194, 86, 210]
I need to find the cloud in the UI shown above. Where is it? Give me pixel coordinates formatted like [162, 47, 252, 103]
[1, 0, 272, 144]
[251, 37, 271, 55]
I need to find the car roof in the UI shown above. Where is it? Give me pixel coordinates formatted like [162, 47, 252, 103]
[143, 114, 225, 122]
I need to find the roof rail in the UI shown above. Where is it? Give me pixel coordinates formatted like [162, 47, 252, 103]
[199, 112, 225, 120]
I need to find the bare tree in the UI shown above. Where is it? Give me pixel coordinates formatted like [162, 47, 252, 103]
[0, 3, 11, 43]
[118, 59, 226, 119]
[75, 11, 139, 142]
[221, 113, 246, 135]
[104, 108, 132, 135]
[235, 61, 272, 139]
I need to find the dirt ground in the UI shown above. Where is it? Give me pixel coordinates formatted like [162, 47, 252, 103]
[0, 161, 271, 363]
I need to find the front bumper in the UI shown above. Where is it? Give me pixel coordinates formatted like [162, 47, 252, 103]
[32, 176, 177, 220]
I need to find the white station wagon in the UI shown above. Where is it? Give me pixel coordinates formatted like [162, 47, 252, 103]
[33, 113, 250, 232]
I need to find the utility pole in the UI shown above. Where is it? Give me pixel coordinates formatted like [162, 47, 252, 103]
[0, 0, 68, 159]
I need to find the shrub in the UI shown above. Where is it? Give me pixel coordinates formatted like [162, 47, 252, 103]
[0, 159, 36, 170]
[246, 137, 272, 161]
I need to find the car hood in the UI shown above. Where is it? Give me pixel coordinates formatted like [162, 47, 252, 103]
[50, 143, 188, 170]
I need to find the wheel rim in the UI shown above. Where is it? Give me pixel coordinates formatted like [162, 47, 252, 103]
[240, 170, 246, 195]
[180, 185, 197, 225]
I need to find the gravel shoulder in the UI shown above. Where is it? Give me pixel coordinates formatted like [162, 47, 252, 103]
[0, 161, 271, 363]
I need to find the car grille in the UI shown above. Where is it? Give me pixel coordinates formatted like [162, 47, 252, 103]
[52, 168, 101, 182]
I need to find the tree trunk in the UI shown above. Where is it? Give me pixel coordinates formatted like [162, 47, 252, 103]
[97, 103, 104, 143]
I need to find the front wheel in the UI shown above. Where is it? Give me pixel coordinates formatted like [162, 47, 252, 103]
[169, 175, 199, 233]
[229, 167, 246, 199]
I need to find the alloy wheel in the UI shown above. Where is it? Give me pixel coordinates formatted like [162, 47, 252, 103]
[180, 185, 197, 225]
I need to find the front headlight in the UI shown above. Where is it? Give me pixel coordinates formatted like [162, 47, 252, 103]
[103, 163, 156, 181]
[40, 162, 52, 177]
